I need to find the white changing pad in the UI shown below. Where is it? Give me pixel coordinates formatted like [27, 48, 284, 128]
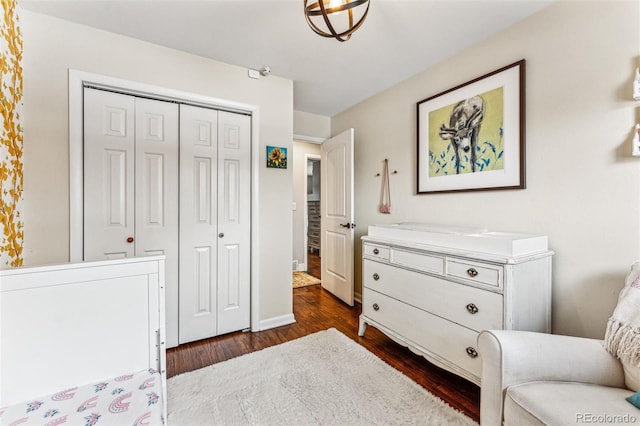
[0, 368, 163, 425]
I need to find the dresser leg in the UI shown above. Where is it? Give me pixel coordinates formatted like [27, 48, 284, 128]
[358, 315, 367, 336]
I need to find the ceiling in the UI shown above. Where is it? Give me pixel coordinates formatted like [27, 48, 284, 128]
[21, 0, 552, 117]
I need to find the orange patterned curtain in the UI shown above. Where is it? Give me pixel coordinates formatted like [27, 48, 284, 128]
[0, 0, 23, 267]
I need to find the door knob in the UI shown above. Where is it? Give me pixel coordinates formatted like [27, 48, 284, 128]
[126, 237, 134, 243]
[339, 223, 356, 228]
[218, 233, 224, 238]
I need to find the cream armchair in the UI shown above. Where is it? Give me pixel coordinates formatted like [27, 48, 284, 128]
[478, 330, 638, 425]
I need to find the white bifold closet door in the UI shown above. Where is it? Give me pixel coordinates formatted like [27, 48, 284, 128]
[83, 88, 250, 348]
[179, 105, 251, 343]
[83, 88, 180, 346]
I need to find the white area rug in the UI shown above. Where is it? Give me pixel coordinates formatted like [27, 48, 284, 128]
[167, 328, 476, 425]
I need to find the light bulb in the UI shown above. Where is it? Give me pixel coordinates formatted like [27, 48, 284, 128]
[324, 0, 345, 14]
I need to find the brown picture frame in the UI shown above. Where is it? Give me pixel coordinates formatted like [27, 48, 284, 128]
[416, 60, 525, 194]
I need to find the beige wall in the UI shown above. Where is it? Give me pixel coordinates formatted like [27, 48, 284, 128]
[332, 1, 640, 339]
[21, 11, 294, 323]
[294, 110, 331, 140]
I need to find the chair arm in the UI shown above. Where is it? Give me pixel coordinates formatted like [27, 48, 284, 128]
[477, 330, 625, 426]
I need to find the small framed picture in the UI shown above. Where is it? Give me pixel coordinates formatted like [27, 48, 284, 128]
[266, 146, 287, 169]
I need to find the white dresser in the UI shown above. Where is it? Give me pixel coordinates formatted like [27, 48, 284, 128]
[359, 223, 553, 385]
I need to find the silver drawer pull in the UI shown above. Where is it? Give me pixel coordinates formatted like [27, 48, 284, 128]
[373, 248, 379, 255]
[373, 303, 380, 311]
[466, 303, 479, 314]
[466, 347, 478, 358]
[373, 273, 380, 281]
[467, 268, 479, 278]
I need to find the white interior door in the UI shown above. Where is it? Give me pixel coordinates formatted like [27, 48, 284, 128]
[83, 88, 135, 260]
[179, 105, 219, 344]
[321, 128, 355, 306]
[216, 111, 251, 334]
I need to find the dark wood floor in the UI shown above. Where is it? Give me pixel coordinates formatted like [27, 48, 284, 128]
[167, 280, 480, 422]
[307, 250, 321, 278]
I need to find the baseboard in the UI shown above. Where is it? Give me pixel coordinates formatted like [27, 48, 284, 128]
[297, 263, 307, 272]
[257, 313, 296, 331]
[354, 291, 362, 304]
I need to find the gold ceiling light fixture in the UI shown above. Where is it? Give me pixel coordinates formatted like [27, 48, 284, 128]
[304, 0, 370, 42]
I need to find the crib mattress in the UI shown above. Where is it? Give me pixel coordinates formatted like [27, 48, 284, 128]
[0, 368, 163, 425]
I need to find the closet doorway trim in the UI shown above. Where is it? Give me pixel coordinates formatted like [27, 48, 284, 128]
[68, 69, 261, 332]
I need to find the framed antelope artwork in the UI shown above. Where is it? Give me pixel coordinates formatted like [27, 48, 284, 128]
[416, 60, 525, 194]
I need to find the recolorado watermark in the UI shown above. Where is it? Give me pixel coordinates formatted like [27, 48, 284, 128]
[576, 413, 638, 424]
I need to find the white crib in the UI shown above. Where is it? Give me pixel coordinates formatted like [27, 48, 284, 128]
[0, 256, 167, 424]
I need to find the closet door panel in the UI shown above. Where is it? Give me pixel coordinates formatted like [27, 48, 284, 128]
[194, 246, 214, 313]
[220, 243, 240, 308]
[179, 105, 219, 344]
[83, 88, 135, 260]
[134, 98, 180, 347]
[217, 111, 251, 334]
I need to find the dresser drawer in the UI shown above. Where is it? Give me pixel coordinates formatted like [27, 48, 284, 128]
[363, 288, 481, 379]
[447, 258, 503, 288]
[391, 248, 444, 275]
[363, 260, 503, 331]
[363, 243, 390, 262]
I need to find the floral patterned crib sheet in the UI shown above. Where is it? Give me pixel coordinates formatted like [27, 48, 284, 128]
[0, 368, 163, 426]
